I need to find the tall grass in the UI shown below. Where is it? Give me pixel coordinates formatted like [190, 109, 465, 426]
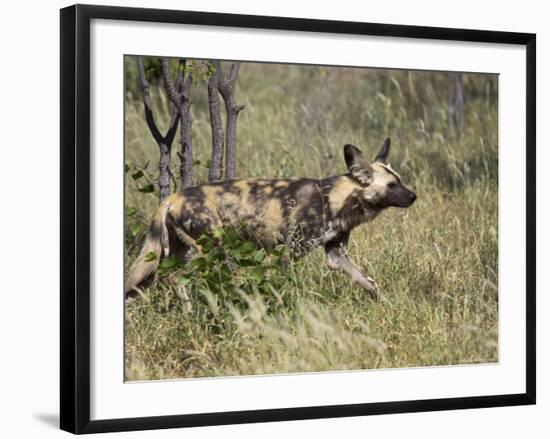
[124, 60, 498, 380]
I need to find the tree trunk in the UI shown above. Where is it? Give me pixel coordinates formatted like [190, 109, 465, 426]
[158, 143, 171, 200]
[207, 64, 224, 182]
[178, 106, 194, 189]
[216, 62, 244, 180]
[224, 96, 244, 180]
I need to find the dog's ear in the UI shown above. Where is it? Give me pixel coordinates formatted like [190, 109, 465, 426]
[374, 137, 391, 163]
[344, 144, 373, 185]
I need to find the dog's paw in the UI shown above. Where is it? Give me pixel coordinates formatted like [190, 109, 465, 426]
[365, 276, 381, 300]
[366, 276, 377, 289]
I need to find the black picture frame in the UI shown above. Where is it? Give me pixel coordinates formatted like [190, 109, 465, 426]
[60, 4, 536, 434]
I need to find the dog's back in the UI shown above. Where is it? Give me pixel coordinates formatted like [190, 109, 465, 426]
[165, 177, 331, 247]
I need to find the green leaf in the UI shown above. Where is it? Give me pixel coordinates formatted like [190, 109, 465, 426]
[178, 276, 191, 286]
[224, 229, 239, 244]
[196, 235, 212, 248]
[138, 184, 155, 193]
[253, 250, 265, 262]
[209, 247, 225, 263]
[131, 170, 144, 180]
[212, 228, 224, 239]
[130, 224, 142, 237]
[249, 266, 266, 284]
[144, 252, 157, 262]
[237, 241, 256, 255]
[159, 257, 180, 270]
[126, 207, 138, 217]
[219, 264, 232, 282]
[238, 258, 257, 267]
[190, 256, 207, 272]
[201, 240, 213, 253]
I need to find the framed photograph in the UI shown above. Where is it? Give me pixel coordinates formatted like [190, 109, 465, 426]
[60, 4, 536, 434]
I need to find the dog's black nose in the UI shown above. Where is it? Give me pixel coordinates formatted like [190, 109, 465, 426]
[410, 192, 417, 203]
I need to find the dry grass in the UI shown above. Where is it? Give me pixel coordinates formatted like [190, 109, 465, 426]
[124, 60, 498, 380]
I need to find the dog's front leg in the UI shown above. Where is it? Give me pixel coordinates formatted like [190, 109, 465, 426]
[325, 233, 379, 300]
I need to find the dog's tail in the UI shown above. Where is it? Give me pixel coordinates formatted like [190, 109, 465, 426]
[125, 205, 170, 299]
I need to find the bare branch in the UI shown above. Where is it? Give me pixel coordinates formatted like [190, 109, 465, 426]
[183, 74, 193, 97]
[165, 112, 179, 147]
[136, 57, 152, 109]
[213, 61, 222, 79]
[161, 58, 193, 188]
[217, 62, 241, 96]
[137, 57, 163, 145]
[163, 60, 186, 148]
[227, 62, 241, 89]
[160, 58, 181, 108]
[176, 59, 186, 90]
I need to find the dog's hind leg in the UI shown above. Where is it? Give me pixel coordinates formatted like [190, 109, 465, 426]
[325, 232, 379, 300]
[166, 216, 203, 258]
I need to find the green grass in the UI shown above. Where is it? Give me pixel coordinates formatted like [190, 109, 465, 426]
[124, 60, 498, 380]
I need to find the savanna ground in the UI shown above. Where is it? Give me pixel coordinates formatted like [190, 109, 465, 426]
[124, 59, 498, 381]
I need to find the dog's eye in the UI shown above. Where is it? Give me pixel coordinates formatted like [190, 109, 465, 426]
[388, 182, 398, 189]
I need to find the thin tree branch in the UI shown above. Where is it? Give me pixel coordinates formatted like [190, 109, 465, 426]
[176, 59, 186, 90]
[160, 58, 181, 108]
[161, 58, 194, 188]
[164, 59, 186, 146]
[165, 113, 180, 147]
[183, 74, 193, 96]
[227, 63, 241, 89]
[137, 57, 163, 145]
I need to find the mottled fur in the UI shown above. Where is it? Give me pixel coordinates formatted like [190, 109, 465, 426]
[126, 138, 416, 299]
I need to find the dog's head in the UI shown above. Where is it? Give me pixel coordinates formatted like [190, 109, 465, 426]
[344, 138, 416, 208]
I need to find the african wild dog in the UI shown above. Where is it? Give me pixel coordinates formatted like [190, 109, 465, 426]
[125, 138, 416, 300]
